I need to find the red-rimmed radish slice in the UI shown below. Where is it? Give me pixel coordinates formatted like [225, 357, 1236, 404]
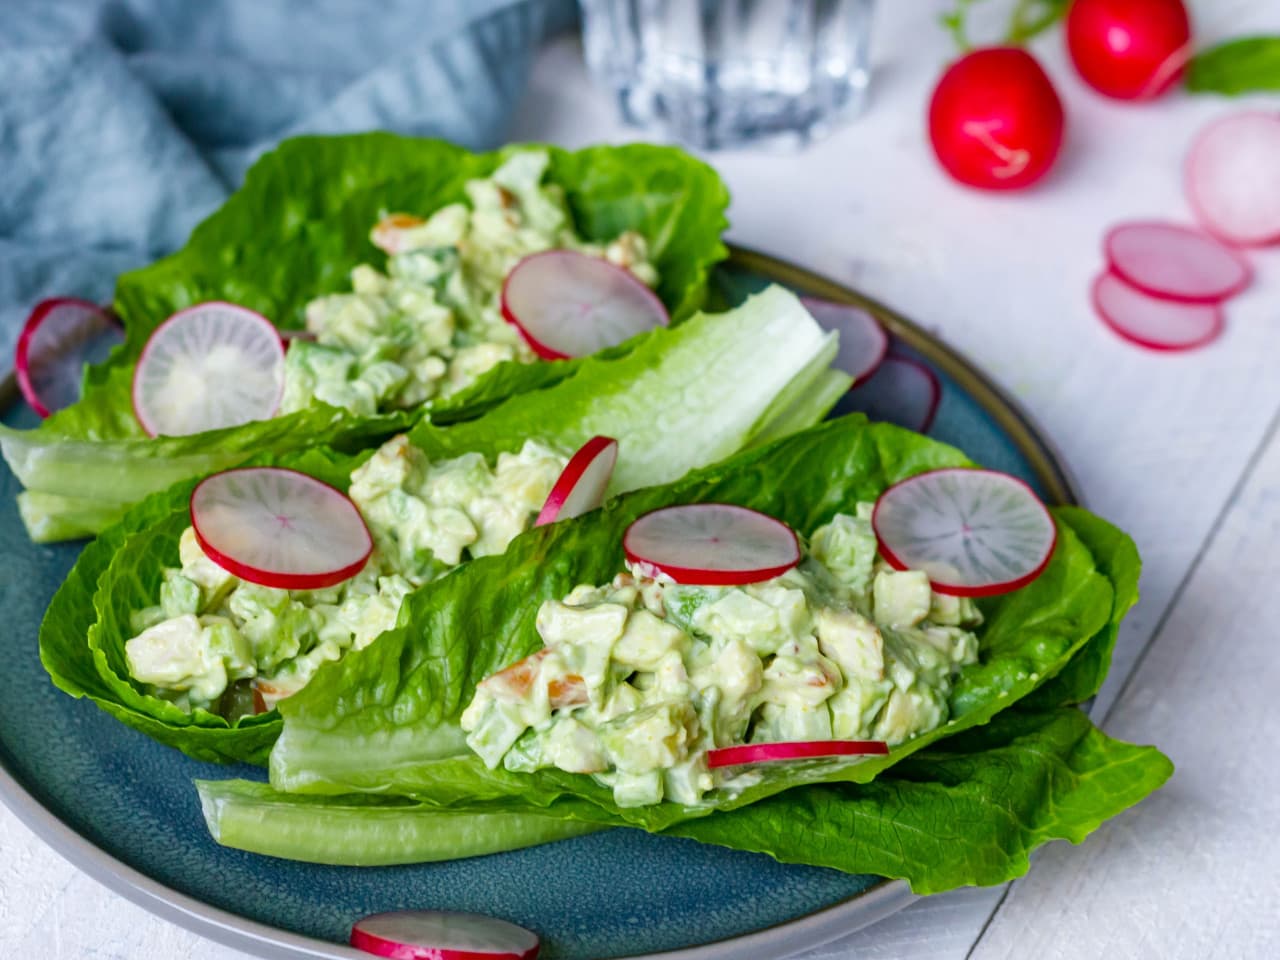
[190, 467, 372, 590]
[800, 297, 889, 382]
[707, 740, 888, 769]
[1104, 221, 1251, 303]
[1092, 271, 1224, 352]
[623, 503, 800, 586]
[535, 436, 618, 526]
[1186, 111, 1280, 248]
[501, 250, 668, 360]
[351, 910, 539, 960]
[837, 355, 941, 433]
[15, 298, 124, 417]
[132, 302, 285, 437]
[872, 468, 1056, 598]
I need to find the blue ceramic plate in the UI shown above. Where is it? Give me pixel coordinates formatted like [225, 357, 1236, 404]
[0, 248, 1078, 960]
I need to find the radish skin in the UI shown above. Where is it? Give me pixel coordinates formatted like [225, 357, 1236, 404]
[535, 436, 618, 526]
[1186, 111, 1280, 248]
[1091, 271, 1224, 352]
[872, 468, 1056, 598]
[15, 298, 122, 418]
[707, 740, 888, 769]
[190, 467, 373, 590]
[623, 504, 800, 586]
[351, 910, 539, 960]
[799, 297, 889, 383]
[1104, 221, 1251, 304]
[501, 250, 668, 360]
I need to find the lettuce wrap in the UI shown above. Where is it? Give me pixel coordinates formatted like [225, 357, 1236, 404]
[184, 414, 1168, 892]
[39, 287, 851, 764]
[3, 135, 730, 541]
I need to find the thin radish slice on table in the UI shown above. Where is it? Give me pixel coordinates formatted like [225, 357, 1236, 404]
[132, 302, 285, 437]
[501, 250, 668, 360]
[872, 468, 1057, 597]
[707, 740, 889, 769]
[1186, 111, 1280, 247]
[535, 436, 618, 526]
[1104, 221, 1251, 303]
[1092, 271, 1223, 352]
[800, 297, 889, 382]
[623, 503, 800, 586]
[15, 298, 124, 417]
[835, 355, 941, 433]
[351, 910, 539, 960]
[190, 467, 372, 590]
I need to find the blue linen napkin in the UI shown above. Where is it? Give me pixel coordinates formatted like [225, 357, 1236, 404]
[0, 0, 574, 361]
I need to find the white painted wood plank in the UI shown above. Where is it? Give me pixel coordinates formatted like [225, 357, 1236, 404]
[969, 412, 1280, 959]
[800, 887, 1008, 960]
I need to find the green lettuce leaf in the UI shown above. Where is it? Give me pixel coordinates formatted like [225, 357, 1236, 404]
[195, 706, 1170, 895]
[1187, 36, 1280, 95]
[40, 288, 845, 765]
[267, 417, 1134, 835]
[4, 135, 730, 540]
[666, 706, 1172, 893]
[1022, 505, 1141, 709]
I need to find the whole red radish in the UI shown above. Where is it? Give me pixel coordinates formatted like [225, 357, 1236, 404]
[1066, 0, 1192, 100]
[928, 48, 1066, 191]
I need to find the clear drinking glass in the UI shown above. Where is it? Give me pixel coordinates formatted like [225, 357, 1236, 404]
[579, 0, 875, 149]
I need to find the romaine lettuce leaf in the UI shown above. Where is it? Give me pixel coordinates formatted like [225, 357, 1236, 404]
[1023, 506, 1142, 708]
[666, 706, 1172, 893]
[196, 706, 1170, 894]
[39, 288, 846, 765]
[4, 135, 730, 540]
[266, 416, 1137, 835]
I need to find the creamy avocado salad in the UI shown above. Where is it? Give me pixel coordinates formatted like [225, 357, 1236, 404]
[460, 504, 981, 808]
[125, 435, 569, 714]
[279, 149, 659, 417]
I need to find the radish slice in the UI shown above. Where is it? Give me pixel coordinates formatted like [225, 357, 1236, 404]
[190, 467, 372, 590]
[872, 468, 1057, 598]
[1092, 271, 1224, 352]
[132, 302, 285, 437]
[706, 742, 885, 773]
[1104, 221, 1251, 303]
[1186, 111, 1280, 247]
[707, 740, 888, 769]
[838, 355, 941, 433]
[623, 503, 800, 586]
[15, 298, 124, 417]
[800, 297, 890, 382]
[501, 250, 668, 360]
[351, 910, 539, 960]
[535, 436, 618, 526]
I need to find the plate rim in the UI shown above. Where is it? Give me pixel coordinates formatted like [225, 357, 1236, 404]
[0, 245, 1079, 960]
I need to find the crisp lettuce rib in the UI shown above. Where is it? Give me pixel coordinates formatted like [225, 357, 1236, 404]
[40, 288, 847, 764]
[5, 135, 731, 540]
[195, 779, 604, 866]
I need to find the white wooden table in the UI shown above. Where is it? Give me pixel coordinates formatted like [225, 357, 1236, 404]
[3, 2, 1279, 957]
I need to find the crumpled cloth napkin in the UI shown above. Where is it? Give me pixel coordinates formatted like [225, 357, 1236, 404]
[0, 0, 574, 359]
